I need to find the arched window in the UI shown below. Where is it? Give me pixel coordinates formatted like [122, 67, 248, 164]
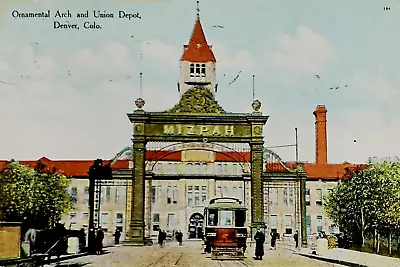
[195, 64, 201, 74]
[190, 64, 195, 74]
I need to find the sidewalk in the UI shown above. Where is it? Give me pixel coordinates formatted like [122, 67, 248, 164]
[295, 247, 400, 267]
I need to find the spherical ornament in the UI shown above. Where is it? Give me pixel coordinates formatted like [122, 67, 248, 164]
[135, 98, 145, 109]
[252, 99, 261, 112]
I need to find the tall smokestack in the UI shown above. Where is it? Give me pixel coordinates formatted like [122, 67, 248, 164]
[313, 105, 327, 164]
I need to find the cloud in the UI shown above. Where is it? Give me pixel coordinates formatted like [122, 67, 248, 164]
[140, 39, 180, 68]
[71, 42, 136, 76]
[266, 25, 335, 83]
[212, 43, 254, 74]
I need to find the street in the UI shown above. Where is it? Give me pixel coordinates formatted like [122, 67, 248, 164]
[49, 241, 346, 267]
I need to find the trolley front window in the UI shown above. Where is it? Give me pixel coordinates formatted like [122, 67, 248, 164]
[220, 210, 233, 226]
[208, 209, 218, 226]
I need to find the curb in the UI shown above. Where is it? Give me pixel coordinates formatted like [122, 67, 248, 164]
[295, 252, 368, 267]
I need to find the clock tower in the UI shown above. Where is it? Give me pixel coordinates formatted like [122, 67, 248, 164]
[179, 7, 216, 96]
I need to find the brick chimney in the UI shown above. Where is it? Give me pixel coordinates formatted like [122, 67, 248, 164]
[313, 105, 328, 164]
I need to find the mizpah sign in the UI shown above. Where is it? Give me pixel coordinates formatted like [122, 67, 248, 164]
[163, 124, 235, 137]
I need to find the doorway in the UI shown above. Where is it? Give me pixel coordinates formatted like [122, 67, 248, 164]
[188, 213, 204, 239]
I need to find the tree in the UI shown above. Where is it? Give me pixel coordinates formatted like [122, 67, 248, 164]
[0, 160, 73, 229]
[324, 161, 400, 252]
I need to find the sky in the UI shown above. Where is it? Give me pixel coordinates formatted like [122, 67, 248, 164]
[0, 0, 399, 164]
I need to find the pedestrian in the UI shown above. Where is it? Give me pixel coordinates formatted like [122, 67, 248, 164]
[158, 229, 163, 247]
[176, 230, 183, 246]
[162, 230, 167, 246]
[95, 227, 104, 255]
[294, 230, 299, 248]
[254, 228, 265, 260]
[78, 228, 86, 252]
[113, 228, 121, 245]
[270, 231, 276, 250]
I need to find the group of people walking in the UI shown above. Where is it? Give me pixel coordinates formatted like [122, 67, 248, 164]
[157, 229, 184, 247]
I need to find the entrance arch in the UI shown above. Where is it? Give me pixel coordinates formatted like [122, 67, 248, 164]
[188, 213, 204, 239]
[126, 86, 269, 245]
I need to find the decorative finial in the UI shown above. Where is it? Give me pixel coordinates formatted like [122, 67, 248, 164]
[252, 99, 261, 114]
[135, 98, 145, 110]
[196, 0, 200, 18]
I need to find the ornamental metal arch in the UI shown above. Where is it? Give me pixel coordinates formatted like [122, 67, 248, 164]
[262, 147, 303, 173]
[145, 141, 251, 172]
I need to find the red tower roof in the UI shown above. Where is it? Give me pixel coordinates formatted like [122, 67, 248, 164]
[180, 17, 216, 63]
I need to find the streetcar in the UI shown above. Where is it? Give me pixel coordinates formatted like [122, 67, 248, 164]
[203, 197, 247, 260]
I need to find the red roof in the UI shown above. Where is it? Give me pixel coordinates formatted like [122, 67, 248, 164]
[0, 154, 369, 180]
[0, 159, 129, 178]
[265, 161, 369, 180]
[180, 17, 216, 62]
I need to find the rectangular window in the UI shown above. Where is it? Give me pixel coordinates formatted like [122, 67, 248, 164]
[223, 186, 228, 196]
[185, 163, 192, 174]
[238, 186, 243, 202]
[188, 186, 193, 206]
[105, 186, 111, 203]
[273, 188, 278, 206]
[195, 193, 200, 206]
[283, 186, 288, 206]
[270, 215, 277, 231]
[217, 163, 222, 174]
[167, 186, 172, 204]
[233, 186, 237, 199]
[82, 212, 88, 224]
[201, 186, 207, 205]
[121, 184, 126, 203]
[173, 186, 178, 204]
[83, 186, 89, 204]
[306, 215, 311, 235]
[195, 163, 200, 174]
[115, 186, 120, 204]
[306, 188, 310, 206]
[317, 215, 323, 233]
[100, 187, 105, 204]
[151, 186, 156, 203]
[101, 212, 109, 231]
[153, 213, 160, 231]
[316, 189, 323, 206]
[222, 163, 228, 173]
[201, 163, 207, 174]
[167, 214, 175, 231]
[217, 186, 222, 197]
[289, 186, 294, 206]
[70, 186, 77, 204]
[157, 185, 162, 202]
[284, 215, 292, 234]
[116, 213, 123, 224]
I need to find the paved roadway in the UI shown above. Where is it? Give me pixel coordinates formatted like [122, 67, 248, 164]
[48, 241, 346, 267]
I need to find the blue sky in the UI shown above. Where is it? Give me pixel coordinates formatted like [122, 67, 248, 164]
[0, 0, 399, 163]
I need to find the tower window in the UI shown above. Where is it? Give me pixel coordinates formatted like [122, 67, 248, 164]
[201, 64, 206, 74]
[190, 64, 195, 74]
[196, 64, 201, 74]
